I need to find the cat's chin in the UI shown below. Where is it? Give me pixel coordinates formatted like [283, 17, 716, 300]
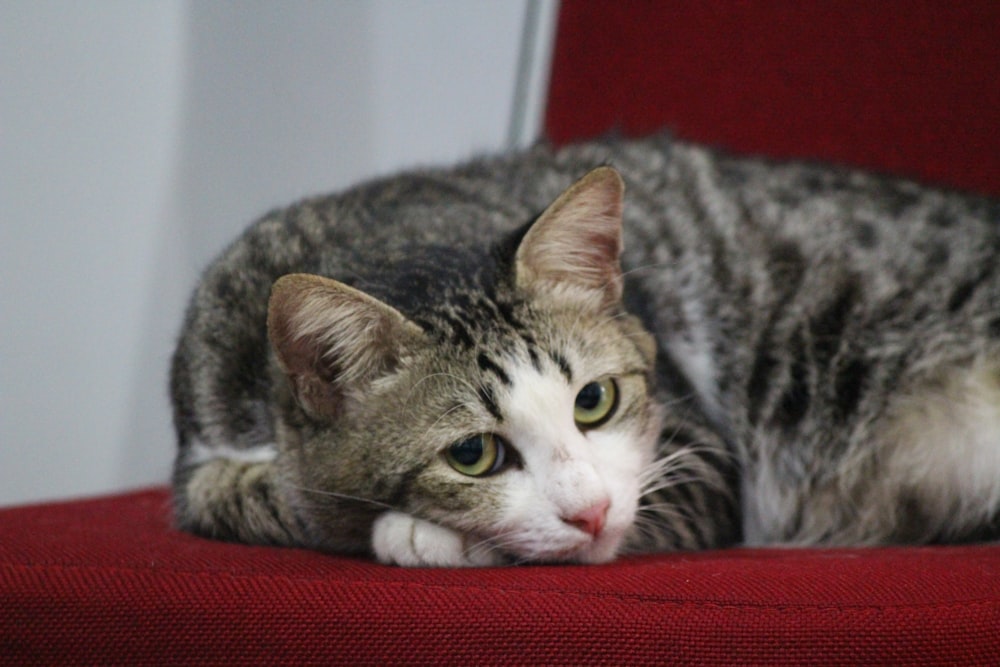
[526, 530, 625, 565]
[572, 535, 625, 565]
[536, 543, 620, 566]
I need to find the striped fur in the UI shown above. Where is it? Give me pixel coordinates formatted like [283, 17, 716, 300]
[171, 134, 1000, 565]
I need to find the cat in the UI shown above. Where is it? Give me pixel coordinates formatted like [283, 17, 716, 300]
[170, 134, 1000, 566]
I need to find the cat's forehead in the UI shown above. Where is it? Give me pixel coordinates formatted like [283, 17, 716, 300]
[411, 300, 633, 400]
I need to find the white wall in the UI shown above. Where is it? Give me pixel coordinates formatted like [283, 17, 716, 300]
[0, 1, 557, 506]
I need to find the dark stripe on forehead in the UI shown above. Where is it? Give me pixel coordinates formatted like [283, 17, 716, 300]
[411, 317, 438, 337]
[478, 384, 503, 422]
[526, 345, 541, 372]
[477, 352, 512, 386]
[410, 314, 476, 349]
[548, 351, 573, 383]
[475, 296, 501, 321]
[495, 299, 525, 331]
[441, 313, 476, 348]
[520, 333, 542, 372]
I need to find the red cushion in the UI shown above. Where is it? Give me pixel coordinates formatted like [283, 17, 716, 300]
[533, 4, 1000, 664]
[1, 489, 998, 665]
[546, 2, 1000, 195]
[7, 7, 999, 665]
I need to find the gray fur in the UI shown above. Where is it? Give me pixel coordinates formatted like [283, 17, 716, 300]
[170, 134, 1000, 564]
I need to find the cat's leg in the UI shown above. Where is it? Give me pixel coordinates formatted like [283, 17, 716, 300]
[745, 350, 1000, 546]
[874, 354, 1000, 543]
[371, 511, 503, 567]
[173, 440, 307, 546]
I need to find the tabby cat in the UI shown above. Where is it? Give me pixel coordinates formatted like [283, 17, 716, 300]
[170, 135, 1000, 566]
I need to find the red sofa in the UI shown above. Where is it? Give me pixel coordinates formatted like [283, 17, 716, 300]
[2, 491, 999, 664]
[3, 4, 999, 665]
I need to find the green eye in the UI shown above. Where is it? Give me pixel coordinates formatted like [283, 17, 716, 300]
[574, 378, 618, 427]
[446, 433, 506, 477]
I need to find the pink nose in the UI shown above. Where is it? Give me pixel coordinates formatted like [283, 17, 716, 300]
[563, 498, 610, 538]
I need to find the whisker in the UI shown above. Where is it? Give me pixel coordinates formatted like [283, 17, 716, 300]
[422, 402, 473, 441]
[464, 530, 525, 563]
[289, 484, 398, 513]
[641, 474, 709, 497]
[404, 372, 481, 406]
[636, 501, 698, 522]
[638, 443, 711, 485]
[619, 260, 675, 280]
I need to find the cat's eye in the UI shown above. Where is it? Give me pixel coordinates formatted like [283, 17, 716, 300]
[574, 378, 618, 428]
[446, 433, 507, 477]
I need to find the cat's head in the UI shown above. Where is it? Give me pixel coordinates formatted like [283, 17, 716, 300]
[268, 168, 662, 564]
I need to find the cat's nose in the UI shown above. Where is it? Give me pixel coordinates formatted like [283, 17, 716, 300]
[563, 498, 610, 538]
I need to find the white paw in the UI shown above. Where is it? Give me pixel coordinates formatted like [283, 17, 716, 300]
[371, 511, 502, 567]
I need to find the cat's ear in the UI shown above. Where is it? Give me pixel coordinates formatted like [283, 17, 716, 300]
[515, 166, 625, 311]
[267, 274, 424, 420]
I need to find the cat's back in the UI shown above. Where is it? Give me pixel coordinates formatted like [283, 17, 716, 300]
[170, 133, 1000, 551]
[610, 137, 1000, 348]
[171, 132, 1000, 455]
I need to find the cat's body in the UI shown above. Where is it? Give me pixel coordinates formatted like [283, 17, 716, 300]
[171, 135, 1000, 566]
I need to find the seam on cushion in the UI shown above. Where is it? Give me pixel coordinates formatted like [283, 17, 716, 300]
[3, 562, 999, 613]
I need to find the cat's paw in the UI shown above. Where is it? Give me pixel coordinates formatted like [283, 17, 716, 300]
[371, 511, 502, 567]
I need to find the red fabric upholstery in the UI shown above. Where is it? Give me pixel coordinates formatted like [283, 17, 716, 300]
[4, 6, 999, 665]
[2, 489, 998, 665]
[546, 2, 1000, 195]
[540, 2, 1000, 664]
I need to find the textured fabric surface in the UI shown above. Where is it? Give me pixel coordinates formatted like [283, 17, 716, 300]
[532, 4, 1000, 664]
[2, 489, 999, 666]
[6, 6, 1000, 665]
[545, 2, 1000, 196]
